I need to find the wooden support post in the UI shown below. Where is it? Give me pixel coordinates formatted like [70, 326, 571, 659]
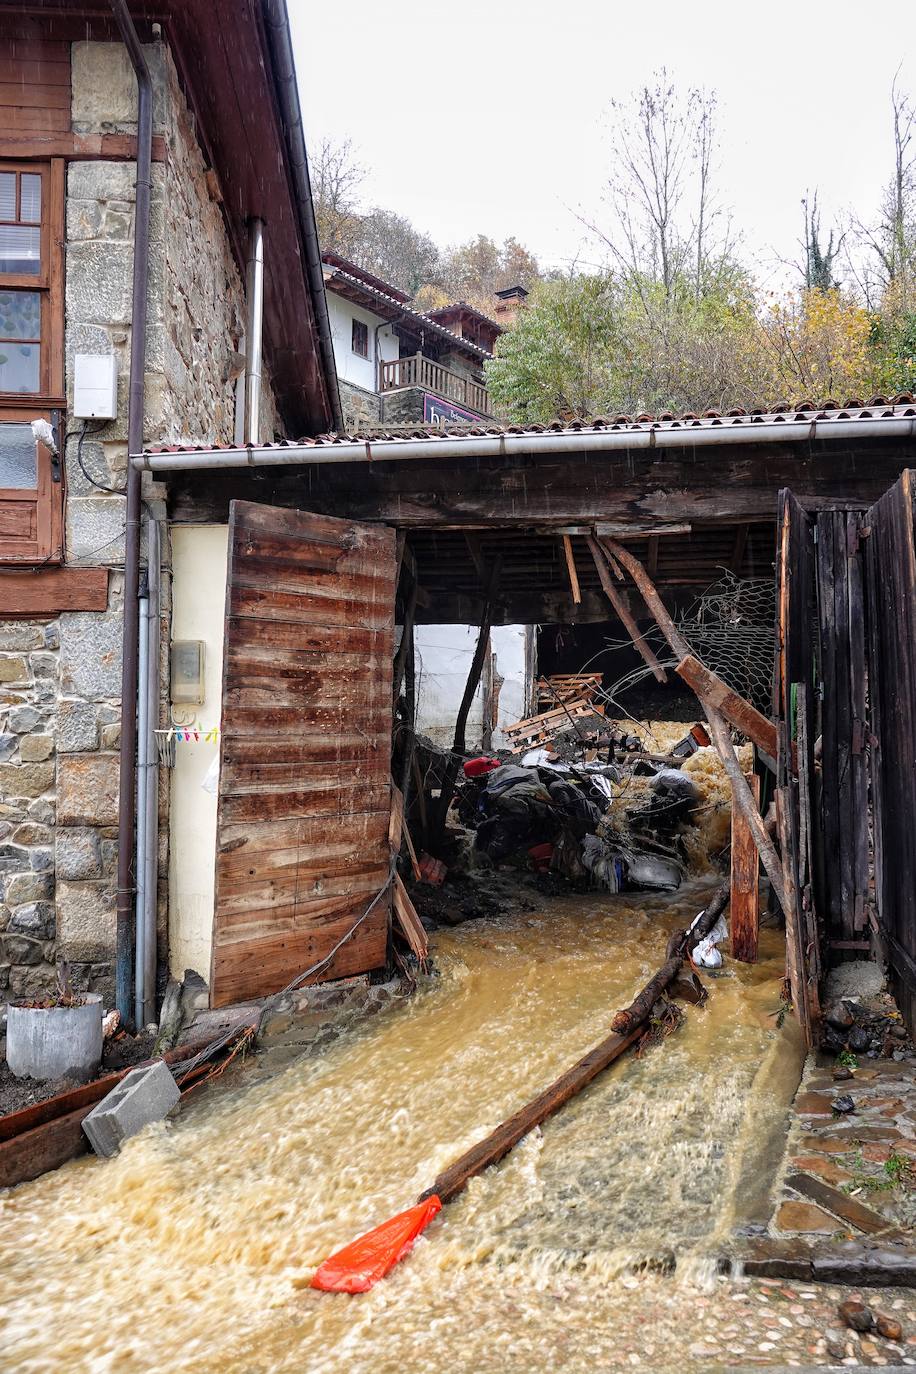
[601, 536, 789, 917]
[731, 772, 761, 962]
[432, 556, 502, 840]
[562, 533, 582, 604]
[585, 534, 667, 683]
[676, 654, 778, 759]
[392, 577, 419, 706]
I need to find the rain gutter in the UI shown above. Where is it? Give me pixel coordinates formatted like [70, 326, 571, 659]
[261, 0, 344, 432]
[133, 414, 916, 473]
[112, 0, 153, 1024]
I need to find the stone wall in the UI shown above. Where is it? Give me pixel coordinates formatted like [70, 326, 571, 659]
[0, 37, 281, 1006]
[339, 378, 382, 428]
[380, 387, 426, 425]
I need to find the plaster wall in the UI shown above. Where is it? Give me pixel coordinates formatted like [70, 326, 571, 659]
[326, 289, 398, 391]
[414, 625, 529, 751]
[167, 525, 228, 983]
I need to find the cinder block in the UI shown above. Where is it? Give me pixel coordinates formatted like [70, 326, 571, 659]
[81, 1059, 180, 1158]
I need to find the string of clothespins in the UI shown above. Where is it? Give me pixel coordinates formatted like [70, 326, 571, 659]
[154, 726, 221, 743]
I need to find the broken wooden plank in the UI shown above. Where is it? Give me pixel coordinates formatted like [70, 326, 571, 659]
[392, 873, 429, 962]
[676, 654, 778, 759]
[419, 1022, 645, 1205]
[587, 534, 667, 682]
[731, 772, 761, 963]
[561, 534, 582, 604]
[600, 536, 789, 918]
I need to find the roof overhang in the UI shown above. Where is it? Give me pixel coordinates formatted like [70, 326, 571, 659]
[0, 0, 341, 434]
[136, 404, 916, 472]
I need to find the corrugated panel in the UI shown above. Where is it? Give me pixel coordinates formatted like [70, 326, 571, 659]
[210, 501, 395, 1007]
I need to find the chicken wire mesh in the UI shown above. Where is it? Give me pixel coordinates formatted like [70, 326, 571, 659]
[605, 570, 776, 714]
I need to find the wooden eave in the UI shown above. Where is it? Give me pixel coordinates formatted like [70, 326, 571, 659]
[0, 0, 336, 436]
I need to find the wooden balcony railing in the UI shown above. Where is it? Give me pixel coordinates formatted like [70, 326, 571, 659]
[378, 354, 491, 417]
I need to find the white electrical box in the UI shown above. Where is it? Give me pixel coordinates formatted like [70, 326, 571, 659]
[73, 353, 118, 419]
[170, 640, 206, 705]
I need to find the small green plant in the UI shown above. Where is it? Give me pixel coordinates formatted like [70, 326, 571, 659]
[836, 1049, 858, 1068]
[841, 1149, 914, 1195]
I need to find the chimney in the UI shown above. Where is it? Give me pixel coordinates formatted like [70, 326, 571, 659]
[493, 284, 529, 326]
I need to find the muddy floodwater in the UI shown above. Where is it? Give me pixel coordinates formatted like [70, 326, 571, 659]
[1, 885, 794, 1373]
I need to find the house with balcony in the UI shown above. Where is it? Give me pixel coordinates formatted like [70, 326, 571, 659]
[321, 251, 501, 427]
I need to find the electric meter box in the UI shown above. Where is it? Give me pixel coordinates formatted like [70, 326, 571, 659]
[73, 353, 118, 419]
[170, 640, 206, 705]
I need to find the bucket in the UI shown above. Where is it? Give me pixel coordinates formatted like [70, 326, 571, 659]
[5, 994, 103, 1082]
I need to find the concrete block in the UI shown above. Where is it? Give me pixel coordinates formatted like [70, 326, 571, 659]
[58, 755, 119, 825]
[59, 610, 123, 698]
[82, 1059, 180, 1157]
[57, 700, 99, 753]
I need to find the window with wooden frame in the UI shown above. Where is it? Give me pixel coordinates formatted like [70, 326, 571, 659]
[0, 158, 64, 564]
[351, 317, 369, 359]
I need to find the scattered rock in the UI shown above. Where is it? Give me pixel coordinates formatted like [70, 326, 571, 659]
[833, 1066, 854, 1081]
[838, 1298, 874, 1332]
[849, 1026, 870, 1053]
[833, 1094, 856, 1114]
[824, 1326, 848, 1359]
[875, 1313, 904, 1341]
[825, 1001, 855, 1030]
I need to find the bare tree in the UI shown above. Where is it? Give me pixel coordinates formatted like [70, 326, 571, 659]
[847, 74, 916, 305]
[311, 136, 365, 254]
[590, 72, 729, 301]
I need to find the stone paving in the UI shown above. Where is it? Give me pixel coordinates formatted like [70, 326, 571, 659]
[774, 1053, 916, 1243]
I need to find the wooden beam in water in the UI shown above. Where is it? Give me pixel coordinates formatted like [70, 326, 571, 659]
[675, 653, 778, 760]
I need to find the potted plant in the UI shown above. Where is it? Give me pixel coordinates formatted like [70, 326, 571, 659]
[5, 962, 103, 1083]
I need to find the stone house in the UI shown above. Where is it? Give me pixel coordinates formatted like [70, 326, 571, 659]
[322, 252, 501, 427]
[0, 1, 338, 1015]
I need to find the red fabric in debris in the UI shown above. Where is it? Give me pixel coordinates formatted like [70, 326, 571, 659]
[463, 756, 499, 777]
[311, 1196, 442, 1293]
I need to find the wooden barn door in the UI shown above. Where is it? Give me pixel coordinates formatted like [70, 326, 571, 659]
[863, 470, 916, 1035]
[209, 501, 396, 1007]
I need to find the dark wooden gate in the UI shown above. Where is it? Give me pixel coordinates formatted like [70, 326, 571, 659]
[863, 471, 916, 1033]
[210, 501, 396, 1008]
[814, 511, 870, 944]
[775, 490, 821, 1040]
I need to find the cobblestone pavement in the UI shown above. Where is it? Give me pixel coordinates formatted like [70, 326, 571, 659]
[576, 1273, 916, 1370]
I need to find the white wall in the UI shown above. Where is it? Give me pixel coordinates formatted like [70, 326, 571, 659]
[168, 525, 229, 984]
[414, 625, 529, 750]
[326, 289, 399, 392]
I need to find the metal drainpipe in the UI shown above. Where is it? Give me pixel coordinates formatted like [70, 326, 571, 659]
[133, 580, 149, 1029]
[141, 519, 160, 1027]
[111, 0, 153, 1024]
[244, 219, 265, 446]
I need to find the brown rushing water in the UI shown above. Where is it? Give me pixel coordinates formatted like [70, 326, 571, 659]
[0, 882, 793, 1374]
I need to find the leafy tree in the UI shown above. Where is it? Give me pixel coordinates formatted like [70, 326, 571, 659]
[433, 235, 540, 313]
[349, 209, 439, 295]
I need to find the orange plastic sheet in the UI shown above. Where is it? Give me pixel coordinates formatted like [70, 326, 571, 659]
[311, 1195, 442, 1293]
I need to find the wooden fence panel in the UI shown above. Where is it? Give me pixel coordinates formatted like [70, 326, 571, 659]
[864, 471, 916, 1035]
[815, 512, 869, 944]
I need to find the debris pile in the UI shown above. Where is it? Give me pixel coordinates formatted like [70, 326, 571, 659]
[432, 675, 738, 903]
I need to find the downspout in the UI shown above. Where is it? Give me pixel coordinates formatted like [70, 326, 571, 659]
[140, 518, 160, 1027]
[133, 575, 149, 1028]
[244, 219, 265, 445]
[112, 0, 153, 1024]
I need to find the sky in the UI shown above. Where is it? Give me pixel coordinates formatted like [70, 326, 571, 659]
[290, 0, 913, 289]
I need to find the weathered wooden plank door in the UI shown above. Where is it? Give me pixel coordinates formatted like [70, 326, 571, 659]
[863, 470, 916, 1035]
[210, 501, 395, 1008]
[815, 511, 869, 944]
[775, 489, 820, 1042]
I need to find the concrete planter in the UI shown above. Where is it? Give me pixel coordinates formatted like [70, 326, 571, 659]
[5, 994, 103, 1082]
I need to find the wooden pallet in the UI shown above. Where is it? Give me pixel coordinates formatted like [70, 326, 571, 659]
[504, 695, 606, 751]
[536, 673, 603, 707]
